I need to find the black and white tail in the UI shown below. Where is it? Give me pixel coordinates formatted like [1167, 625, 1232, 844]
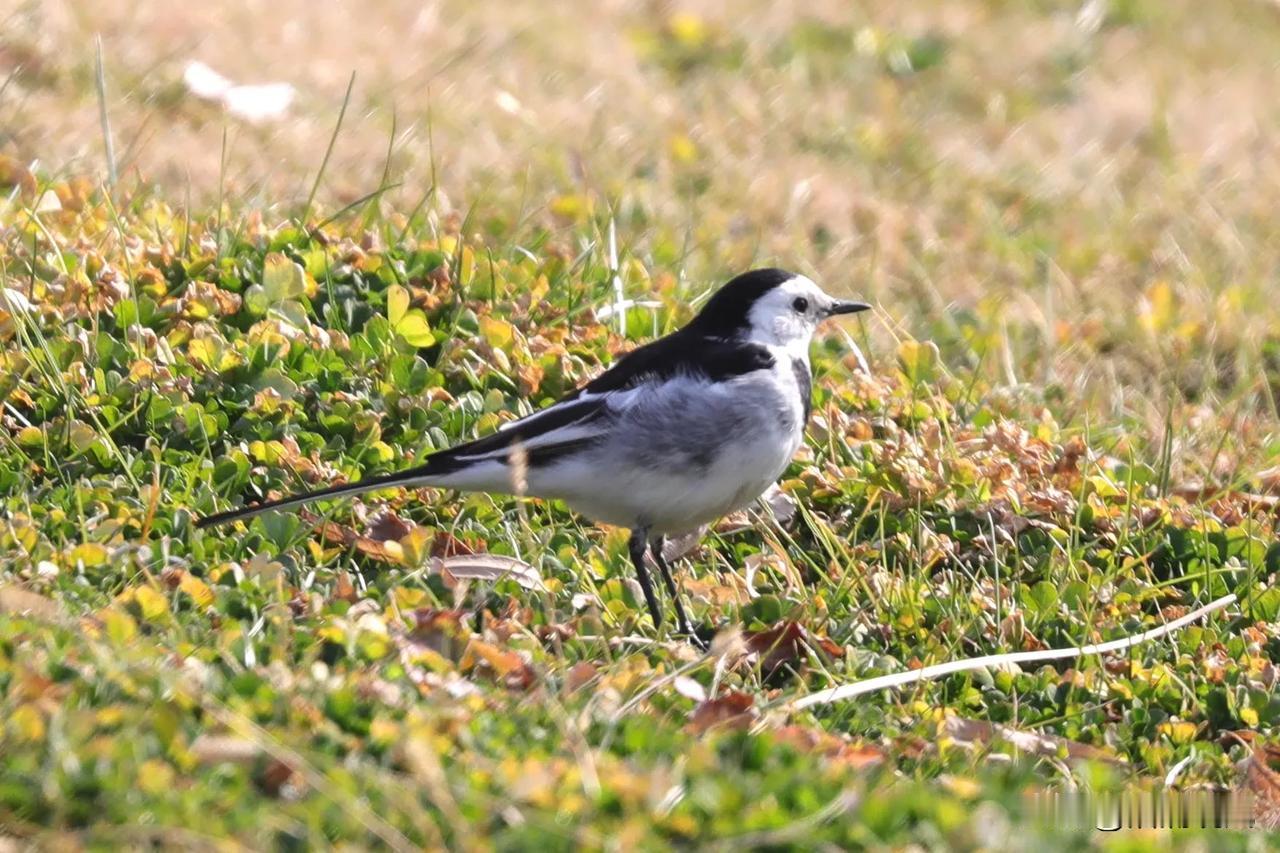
[194, 394, 612, 529]
[193, 459, 448, 529]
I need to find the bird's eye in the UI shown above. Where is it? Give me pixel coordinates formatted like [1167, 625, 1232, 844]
[792, 297, 809, 313]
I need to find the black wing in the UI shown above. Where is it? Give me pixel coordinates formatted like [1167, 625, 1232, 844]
[568, 330, 775, 399]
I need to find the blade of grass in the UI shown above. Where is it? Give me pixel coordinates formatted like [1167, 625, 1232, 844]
[300, 71, 356, 227]
[94, 35, 117, 188]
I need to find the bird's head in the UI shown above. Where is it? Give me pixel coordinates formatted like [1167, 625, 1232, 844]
[688, 268, 870, 352]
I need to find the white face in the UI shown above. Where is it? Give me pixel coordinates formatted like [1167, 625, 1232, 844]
[744, 275, 844, 351]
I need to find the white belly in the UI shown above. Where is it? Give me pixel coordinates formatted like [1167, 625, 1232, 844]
[532, 364, 807, 534]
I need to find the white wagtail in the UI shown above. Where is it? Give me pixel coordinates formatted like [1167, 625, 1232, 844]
[197, 268, 870, 637]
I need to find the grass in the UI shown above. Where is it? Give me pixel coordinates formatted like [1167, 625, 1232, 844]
[2, 0, 1280, 848]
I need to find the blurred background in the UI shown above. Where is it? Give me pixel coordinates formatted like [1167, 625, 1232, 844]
[5, 0, 1280, 473]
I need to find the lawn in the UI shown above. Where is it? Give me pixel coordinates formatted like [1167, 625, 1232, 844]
[3, 0, 1280, 848]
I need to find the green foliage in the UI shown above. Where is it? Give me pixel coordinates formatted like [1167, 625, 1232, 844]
[0, 180, 1271, 849]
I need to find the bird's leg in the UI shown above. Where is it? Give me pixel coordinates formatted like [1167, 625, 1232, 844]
[628, 528, 664, 631]
[649, 535, 695, 638]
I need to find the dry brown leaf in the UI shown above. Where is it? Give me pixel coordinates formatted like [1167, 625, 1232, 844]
[408, 608, 471, 658]
[0, 585, 61, 620]
[190, 734, 263, 765]
[435, 554, 543, 590]
[309, 512, 408, 564]
[431, 531, 478, 558]
[461, 640, 537, 690]
[660, 526, 709, 562]
[745, 621, 844, 674]
[367, 511, 414, 543]
[333, 572, 357, 604]
[942, 717, 1123, 766]
[759, 483, 798, 526]
[565, 662, 597, 693]
[687, 691, 756, 734]
[1239, 739, 1280, 829]
[773, 725, 887, 770]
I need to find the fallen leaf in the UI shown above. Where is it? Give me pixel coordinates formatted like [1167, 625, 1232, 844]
[0, 585, 60, 620]
[566, 662, 597, 693]
[660, 526, 709, 562]
[311, 514, 411, 565]
[1240, 740, 1280, 829]
[759, 484, 798, 526]
[180, 573, 216, 608]
[430, 532, 477, 558]
[133, 585, 170, 621]
[190, 734, 262, 765]
[687, 691, 756, 734]
[773, 725, 887, 770]
[461, 640, 536, 690]
[367, 511, 414, 543]
[942, 717, 1123, 765]
[258, 758, 300, 798]
[434, 554, 543, 591]
[673, 675, 707, 703]
[408, 608, 471, 658]
[334, 572, 357, 604]
[745, 621, 844, 674]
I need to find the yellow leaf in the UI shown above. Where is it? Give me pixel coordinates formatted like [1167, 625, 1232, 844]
[395, 312, 435, 348]
[99, 608, 137, 643]
[387, 284, 410, 326]
[897, 339, 939, 384]
[478, 315, 515, 349]
[668, 134, 699, 164]
[393, 585, 428, 611]
[458, 246, 475, 287]
[317, 622, 345, 644]
[16, 425, 42, 447]
[400, 528, 434, 567]
[68, 420, 98, 452]
[180, 574, 215, 608]
[138, 759, 175, 795]
[1157, 720, 1198, 745]
[381, 540, 405, 564]
[369, 717, 400, 747]
[69, 542, 109, 567]
[549, 194, 588, 221]
[262, 252, 306, 304]
[667, 12, 708, 47]
[388, 285, 435, 346]
[10, 704, 44, 742]
[96, 706, 126, 728]
[134, 585, 170, 621]
[462, 640, 526, 676]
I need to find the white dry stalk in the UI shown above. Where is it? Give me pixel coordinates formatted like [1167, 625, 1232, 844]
[608, 218, 624, 336]
[791, 594, 1237, 711]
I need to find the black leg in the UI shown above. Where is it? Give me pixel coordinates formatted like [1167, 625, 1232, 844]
[649, 536, 695, 638]
[628, 528, 663, 631]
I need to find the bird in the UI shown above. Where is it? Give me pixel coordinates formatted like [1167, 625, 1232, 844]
[196, 268, 871, 639]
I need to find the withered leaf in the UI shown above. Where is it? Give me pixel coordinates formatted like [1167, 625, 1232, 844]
[745, 621, 843, 674]
[460, 640, 537, 690]
[0, 585, 61, 620]
[942, 717, 1123, 766]
[435, 554, 543, 591]
[773, 725, 887, 770]
[367, 511, 414, 543]
[1240, 739, 1280, 830]
[190, 734, 262, 766]
[687, 690, 756, 734]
